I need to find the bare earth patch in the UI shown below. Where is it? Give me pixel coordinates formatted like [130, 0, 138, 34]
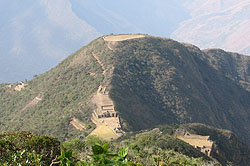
[89, 125, 119, 140]
[177, 134, 214, 156]
[70, 118, 85, 131]
[103, 34, 145, 41]
[11, 93, 42, 121]
[21, 94, 42, 112]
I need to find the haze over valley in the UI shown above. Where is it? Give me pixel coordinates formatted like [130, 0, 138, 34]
[1, 0, 250, 82]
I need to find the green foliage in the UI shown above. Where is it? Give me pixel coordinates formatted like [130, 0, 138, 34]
[0, 131, 60, 165]
[56, 143, 140, 166]
[0, 35, 250, 145]
[58, 141, 214, 166]
[0, 131, 223, 165]
[153, 150, 207, 166]
[0, 35, 250, 165]
[117, 131, 216, 165]
[58, 146, 74, 166]
[8, 150, 43, 166]
[63, 138, 86, 158]
[128, 132, 209, 160]
[85, 136, 107, 147]
[0, 39, 106, 141]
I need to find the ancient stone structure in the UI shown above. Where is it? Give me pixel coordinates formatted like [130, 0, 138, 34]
[14, 82, 27, 91]
[92, 85, 119, 120]
[89, 47, 125, 139]
[177, 131, 214, 156]
[93, 105, 118, 118]
[91, 85, 123, 138]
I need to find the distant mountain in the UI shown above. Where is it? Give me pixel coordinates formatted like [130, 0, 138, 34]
[0, 0, 101, 82]
[69, 0, 189, 36]
[172, 0, 250, 55]
[0, 35, 249, 147]
[0, 0, 189, 83]
[2, 0, 249, 83]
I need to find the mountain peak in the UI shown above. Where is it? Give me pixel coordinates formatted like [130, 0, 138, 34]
[103, 34, 146, 41]
[0, 35, 250, 144]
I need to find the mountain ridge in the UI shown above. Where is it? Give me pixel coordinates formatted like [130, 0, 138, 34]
[172, 0, 250, 56]
[0, 35, 249, 145]
[2, 1, 250, 83]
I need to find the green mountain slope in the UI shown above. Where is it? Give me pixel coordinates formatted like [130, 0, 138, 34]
[172, 123, 250, 166]
[0, 38, 109, 140]
[108, 36, 250, 144]
[0, 35, 250, 145]
[118, 123, 250, 166]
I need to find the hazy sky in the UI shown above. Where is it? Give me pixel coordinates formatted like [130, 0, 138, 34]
[0, 0, 190, 83]
[0, 0, 249, 83]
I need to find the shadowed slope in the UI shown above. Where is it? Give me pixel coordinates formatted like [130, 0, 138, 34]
[0, 35, 249, 145]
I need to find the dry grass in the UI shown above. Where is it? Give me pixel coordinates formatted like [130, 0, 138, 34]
[177, 135, 214, 156]
[178, 136, 213, 147]
[90, 125, 119, 140]
[103, 34, 145, 41]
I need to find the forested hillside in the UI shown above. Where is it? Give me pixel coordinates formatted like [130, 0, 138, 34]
[0, 35, 249, 145]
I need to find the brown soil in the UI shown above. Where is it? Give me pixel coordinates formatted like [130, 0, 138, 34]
[89, 125, 119, 140]
[11, 93, 42, 121]
[103, 34, 145, 41]
[177, 134, 213, 156]
[92, 54, 106, 74]
[21, 94, 42, 112]
[70, 118, 85, 131]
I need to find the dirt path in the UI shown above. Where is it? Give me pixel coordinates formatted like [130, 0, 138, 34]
[21, 94, 42, 112]
[88, 41, 125, 139]
[92, 54, 106, 74]
[107, 42, 114, 50]
[12, 93, 42, 121]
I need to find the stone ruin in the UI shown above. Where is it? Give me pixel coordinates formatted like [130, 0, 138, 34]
[98, 85, 109, 95]
[176, 130, 214, 156]
[91, 85, 123, 137]
[93, 105, 119, 119]
[194, 145, 212, 156]
[14, 82, 27, 91]
[93, 85, 119, 119]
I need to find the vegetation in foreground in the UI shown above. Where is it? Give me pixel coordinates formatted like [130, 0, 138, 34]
[0, 131, 221, 166]
[0, 131, 60, 165]
[1, 123, 249, 165]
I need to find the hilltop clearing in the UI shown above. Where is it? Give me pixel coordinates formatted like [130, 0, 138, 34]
[0, 35, 249, 146]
